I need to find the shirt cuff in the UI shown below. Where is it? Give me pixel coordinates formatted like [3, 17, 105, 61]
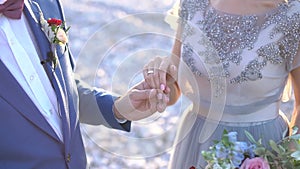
[115, 117, 128, 124]
[112, 96, 128, 124]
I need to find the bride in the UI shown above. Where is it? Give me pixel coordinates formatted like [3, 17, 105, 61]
[143, 0, 300, 168]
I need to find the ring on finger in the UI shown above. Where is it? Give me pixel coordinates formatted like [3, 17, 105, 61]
[147, 69, 154, 75]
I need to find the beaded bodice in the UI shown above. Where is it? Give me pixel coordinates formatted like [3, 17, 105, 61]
[179, 0, 300, 84]
[173, 0, 300, 114]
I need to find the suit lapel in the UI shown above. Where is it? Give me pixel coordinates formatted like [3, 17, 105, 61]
[24, 0, 52, 64]
[0, 61, 61, 142]
[23, 0, 72, 148]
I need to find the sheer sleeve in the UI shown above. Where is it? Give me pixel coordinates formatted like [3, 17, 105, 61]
[288, 1, 300, 72]
[283, 1, 300, 102]
[164, 0, 181, 30]
[290, 45, 300, 71]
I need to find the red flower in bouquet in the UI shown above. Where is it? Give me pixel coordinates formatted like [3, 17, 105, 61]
[240, 157, 270, 169]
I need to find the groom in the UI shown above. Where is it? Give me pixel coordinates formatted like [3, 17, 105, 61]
[0, 0, 169, 168]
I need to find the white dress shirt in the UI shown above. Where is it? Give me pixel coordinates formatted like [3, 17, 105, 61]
[0, 13, 63, 141]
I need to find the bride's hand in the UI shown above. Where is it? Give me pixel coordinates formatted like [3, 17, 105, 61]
[143, 56, 177, 93]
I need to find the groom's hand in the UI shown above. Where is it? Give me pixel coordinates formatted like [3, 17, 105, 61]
[113, 80, 169, 121]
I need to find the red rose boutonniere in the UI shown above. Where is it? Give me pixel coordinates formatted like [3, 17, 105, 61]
[46, 18, 69, 44]
[39, 13, 70, 69]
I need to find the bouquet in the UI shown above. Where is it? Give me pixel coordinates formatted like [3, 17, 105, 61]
[197, 127, 300, 169]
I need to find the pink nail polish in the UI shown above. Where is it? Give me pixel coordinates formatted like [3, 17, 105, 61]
[160, 84, 165, 90]
[166, 97, 170, 103]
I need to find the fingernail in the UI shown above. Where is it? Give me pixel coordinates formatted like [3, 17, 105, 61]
[160, 84, 165, 90]
[171, 65, 176, 71]
[158, 104, 164, 112]
[157, 93, 163, 100]
[164, 86, 170, 93]
[165, 97, 170, 103]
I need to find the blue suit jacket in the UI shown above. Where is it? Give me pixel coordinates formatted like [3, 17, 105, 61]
[0, 0, 130, 168]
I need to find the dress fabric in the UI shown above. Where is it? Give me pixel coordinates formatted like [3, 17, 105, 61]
[167, 0, 300, 168]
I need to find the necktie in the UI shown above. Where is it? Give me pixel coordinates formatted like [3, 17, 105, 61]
[0, 0, 24, 19]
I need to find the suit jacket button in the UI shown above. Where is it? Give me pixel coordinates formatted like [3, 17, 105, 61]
[66, 153, 71, 163]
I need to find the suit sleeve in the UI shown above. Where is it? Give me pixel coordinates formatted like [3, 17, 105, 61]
[45, 0, 131, 131]
[75, 76, 131, 132]
[64, 24, 131, 132]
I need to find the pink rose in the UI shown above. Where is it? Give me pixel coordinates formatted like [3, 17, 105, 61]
[240, 157, 270, 169]
[56, 28, 68, 44]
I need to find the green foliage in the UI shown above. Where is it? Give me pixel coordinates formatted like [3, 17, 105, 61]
[245, 127, 300, 169]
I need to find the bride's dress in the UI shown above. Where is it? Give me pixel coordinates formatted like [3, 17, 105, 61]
[166, 0, 300, 168]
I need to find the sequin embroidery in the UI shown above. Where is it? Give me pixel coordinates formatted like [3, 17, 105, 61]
[179, 0, 300, 85]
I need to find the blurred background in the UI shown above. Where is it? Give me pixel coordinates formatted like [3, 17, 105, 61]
[62, 0, 182, 169]
[61, 0, 294, 169]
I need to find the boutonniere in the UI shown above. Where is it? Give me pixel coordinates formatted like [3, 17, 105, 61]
[39, 13, 70, 69]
